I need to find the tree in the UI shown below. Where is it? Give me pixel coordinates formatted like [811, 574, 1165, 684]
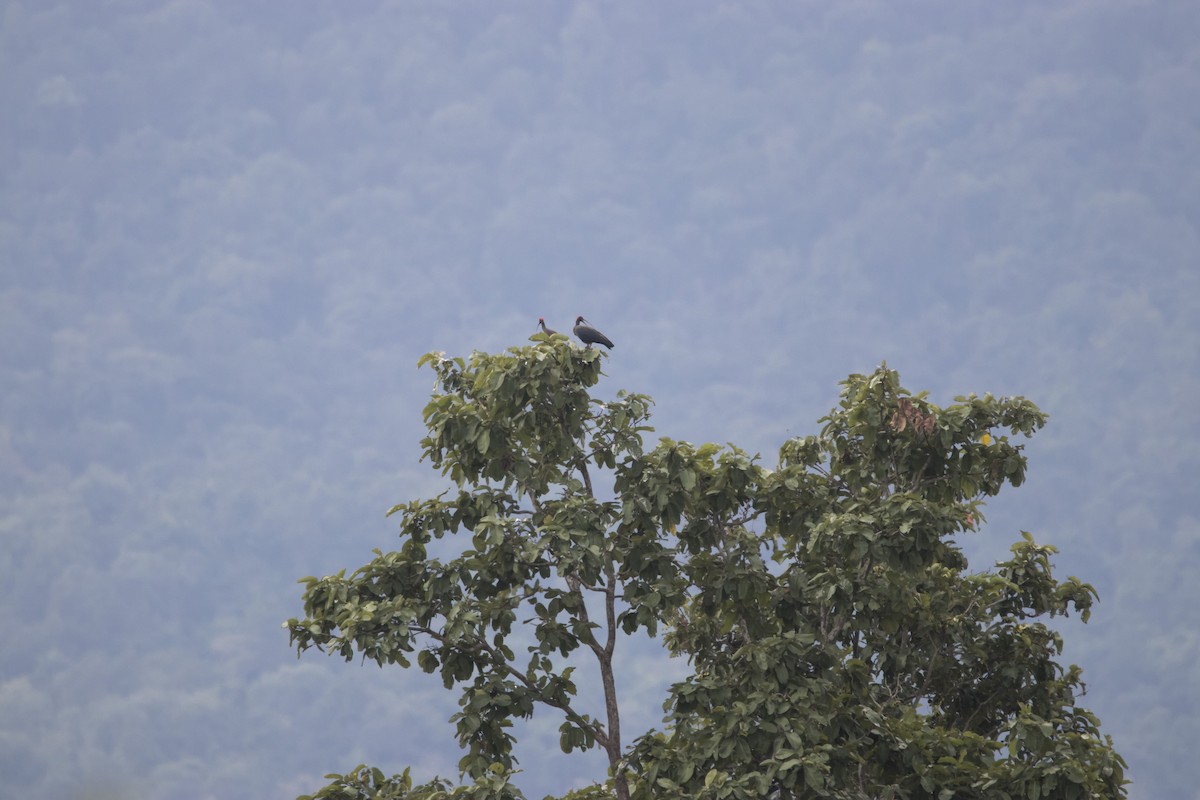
[285, 337, 1127, 800]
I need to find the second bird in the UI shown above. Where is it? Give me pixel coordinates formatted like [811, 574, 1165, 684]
[573, 316, 614, 349]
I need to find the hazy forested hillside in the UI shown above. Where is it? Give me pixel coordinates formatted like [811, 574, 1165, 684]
[1, 3, 1197, 798]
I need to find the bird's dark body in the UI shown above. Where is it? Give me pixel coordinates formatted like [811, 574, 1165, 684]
[573, 316, 614, 349]
[537, 318, 558, 336]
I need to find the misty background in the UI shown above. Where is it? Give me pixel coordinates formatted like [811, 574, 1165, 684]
[2, 2, 1197, 798]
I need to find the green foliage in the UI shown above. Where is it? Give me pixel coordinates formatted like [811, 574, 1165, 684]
[286, 344, 1126, 800]
[296, 765, 523, 800]
[624, 367, 1125, 799]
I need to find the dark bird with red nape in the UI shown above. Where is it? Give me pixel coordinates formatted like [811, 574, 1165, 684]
[537, 317, 558, 336]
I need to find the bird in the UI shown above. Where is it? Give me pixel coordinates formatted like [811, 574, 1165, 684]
[537, 317, 558, 336]
[573, 316, 614, 349]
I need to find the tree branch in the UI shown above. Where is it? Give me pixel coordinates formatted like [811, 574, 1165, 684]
[579, 459, 595, 498]
[604, 567, 618, 658]
[415, 624, 610, 751]
[571, 579, 609, 662]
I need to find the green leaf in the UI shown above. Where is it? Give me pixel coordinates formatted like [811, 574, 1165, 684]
[679, 468, 697, 491]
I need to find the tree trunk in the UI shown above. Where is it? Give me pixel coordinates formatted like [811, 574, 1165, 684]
[599, 577, 629, 800]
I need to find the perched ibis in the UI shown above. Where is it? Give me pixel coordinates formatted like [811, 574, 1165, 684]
[573, 316, 614, 349]
[537, 317, 558, 336]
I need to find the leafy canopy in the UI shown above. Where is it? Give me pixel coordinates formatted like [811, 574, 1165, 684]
[286, 337, 1126, 800]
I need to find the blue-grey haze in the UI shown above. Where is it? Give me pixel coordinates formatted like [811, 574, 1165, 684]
[1, 2, 1197, 798]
